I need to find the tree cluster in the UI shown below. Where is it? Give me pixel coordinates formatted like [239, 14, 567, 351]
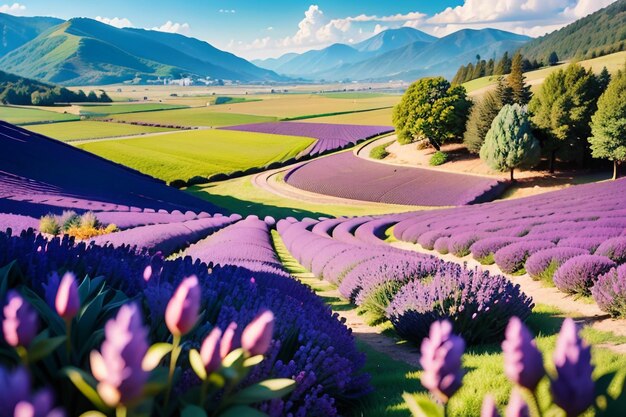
[452, 52, 540, 85]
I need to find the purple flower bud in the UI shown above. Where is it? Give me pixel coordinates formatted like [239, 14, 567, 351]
[481, 395, 501, 417]
[143, 265, 152, 282]
[419, 320, 465, 403]
[0, 367, 64, 417]
[505, 390, 530, 417]
[502, 317, 544, 390]
[90, 303, 149, 407]
[551, 318, 594, 417]
[200, 327, 222, 374]
[165, 276, 201, 336]
[220, 322, 240, 359]
[3, 291, 38, 347]
[242, 310, 274, 356]
[55, 272, 80, 321]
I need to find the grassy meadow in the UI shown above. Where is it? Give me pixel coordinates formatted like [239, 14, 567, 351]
[25, 120, 175, 141]
[78, 102, 188, 115]
[78, 129, 314, 183]
[0, 106, 80, 125]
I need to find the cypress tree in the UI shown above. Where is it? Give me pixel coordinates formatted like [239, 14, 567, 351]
[507, 52, 532, 105]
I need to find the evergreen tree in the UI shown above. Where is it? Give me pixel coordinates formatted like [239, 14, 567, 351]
[529, 63, 602, 172]
[507, 52, 532, 105]
[495, 52, 512, 75]
[480, 104, 541, 181]
[452, 65, 467, 85]
[486, 58, 495, 76]
[87, 91, 98, 102]
[548, 51, 559, 66]
[393, 77, 472, 150]
[495, 77, 514, 106]
[598, 66, 611, 92]
[464, 90, 503, 154]
[589, 66, 626, 179]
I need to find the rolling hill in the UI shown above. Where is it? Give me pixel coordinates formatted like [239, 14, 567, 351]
[0, 17, 285, 85]
[519, 0, 626, 62]
[0, 13, 63, 56]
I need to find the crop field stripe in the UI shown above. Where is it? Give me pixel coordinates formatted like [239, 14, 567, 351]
[24, 120, 176, 141]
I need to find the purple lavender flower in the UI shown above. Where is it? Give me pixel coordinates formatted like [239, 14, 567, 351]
[241, 310, 274, 356]
[505, 390, 530, 417]
[3, 291, 38, 348]
[551, 318, 594, 417]
[419, 320, 465, 403]
[0, 366, 65, 417]
[553, 255, 615, 296]
[592, 264, 626, 317]
[90, 303, 149, 407]
[165, 275, 201, 336]
[55, 272, 80, 321]
[481, 395, 501, 417]
[502, 317, 544, 391]
[220, 322, 240, 359]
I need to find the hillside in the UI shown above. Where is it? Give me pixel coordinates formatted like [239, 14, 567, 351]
[318, 28, 530, 81]
[0, 13, 62, 56]
[519, 0, 626, 62]
[0, 18, 284, 85]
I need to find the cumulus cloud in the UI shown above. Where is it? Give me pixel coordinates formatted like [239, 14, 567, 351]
[0, 2, 26, 15]
[152, 21, 191, 35]
[95, 16, 134, 28]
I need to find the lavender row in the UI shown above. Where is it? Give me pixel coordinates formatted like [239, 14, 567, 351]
[91, 215, 241, 256]
[0, 229, 368, 416]
[220, 122, 393, 156]
[277, 217, 532, 344]
[285, 152, 505, 206]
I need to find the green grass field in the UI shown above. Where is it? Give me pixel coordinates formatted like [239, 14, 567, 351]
[0, 106, 80, 125]
[78, 103, 188, 116]
[110, 107, 277, 127]
[319, 92, 391, 99]
[78, 129, 314, 183]
[24, 120, 176, 141]
[300, 107, 393, 125]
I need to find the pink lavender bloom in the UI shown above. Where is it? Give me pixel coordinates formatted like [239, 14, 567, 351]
[55, 272, 80, 321]
[200, 327, 222, 374]
[3, 291, 38, 347]
[220, 322, 240, 359]
[551, 318, 594, 417]
[505, 390, 530, 417]
[481, 395, 501, 417]
[242, 310, 274, 356]
[165, 276, 201, 336]
[143, 265, 152, 282]
[419, 320, 465, 403]
[0, 366, 65, 417]
[90, 303, 149, 407]
[502, 317, 544, 391]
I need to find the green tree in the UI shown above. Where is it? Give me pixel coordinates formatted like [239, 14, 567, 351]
[393, 77, 472, 150]
[589, 66, 626, 179]
[529, 63, 602, 172]
[548, 51, 559, 66]
[480, 104, 541, 181]
[495, 52, 512, 75]
[464, 90, 503, 154]
[598, 66, 611, 92]
[507, 52, 532, 105]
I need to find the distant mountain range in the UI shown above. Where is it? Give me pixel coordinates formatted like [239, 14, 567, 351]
[0, 15, 285, 85]
[253, 27, 530, 81]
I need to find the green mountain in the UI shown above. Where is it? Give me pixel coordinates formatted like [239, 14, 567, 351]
[519, 0, 626, 62]
[353, 27, 436, 54]
[0, 13, 63, 56]
[0, 18, 284, 85]
[316, 28, 530, 81]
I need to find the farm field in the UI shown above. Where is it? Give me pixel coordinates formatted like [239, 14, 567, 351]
[24, 120, 176, 141]
[78, 129, 314, 183]
[109, 107, 278, 127]
[300, 107, 394, 125]
[77, 102, 188, 115]
[0, 106, 80, 125]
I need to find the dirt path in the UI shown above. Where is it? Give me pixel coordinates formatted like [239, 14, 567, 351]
[391, 240, 626, 340]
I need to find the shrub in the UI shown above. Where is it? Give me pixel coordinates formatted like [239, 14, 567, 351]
[494, 241, 555, 274]
[386, 263, 533, 345]
[553, 254, 616, 295]
[448, 232, 485, 257]
[433, 237, 450, 254]
[59, 210, 81, 231]
[370, 140, 394, 160]
[169, 179, 187, 188]
[470, 237, 521, 264]
[429, 151, 448, 166]
[39, 215, 60, 235]
[595, 237, 626, 263]
[80, 211, 100, 229]
[525, 247, 589, 282]
[593, 264, 626, 317]
[187, 175, 209, 186]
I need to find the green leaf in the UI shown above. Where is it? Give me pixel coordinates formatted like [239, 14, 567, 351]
[222, 348, 245, 368]
[63, 367, 108, 411]
[142, 342, 173, 371]
[219, 405, 269, 417]
[243, 355, 264, 368]
[181, 405, 208, 417]
[21, 287, 65, 334]
[28, 335, 65, 362]
[402, 393, 444, 417]
[189, 348, 207, 380]
[231, 379, 296, 405]
[79, 412, 108, 417]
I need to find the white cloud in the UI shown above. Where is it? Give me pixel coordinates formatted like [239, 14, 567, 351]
[152, 21, 191, 35]
[267, 26, 274, 31]
[95, 16, 134, 28]
[219, 9, 236, 13]
[0, 2, 26, 15]
[373, 24, 388, 35]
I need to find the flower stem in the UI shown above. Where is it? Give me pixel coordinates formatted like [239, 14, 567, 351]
[531, 390, 544, 417]
[65, 320, 72, 362]
[164, 335, 181, 408]
[116, 406, 127, 417]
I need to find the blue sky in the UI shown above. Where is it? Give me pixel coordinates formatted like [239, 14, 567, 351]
[1, 0, 618, 59]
